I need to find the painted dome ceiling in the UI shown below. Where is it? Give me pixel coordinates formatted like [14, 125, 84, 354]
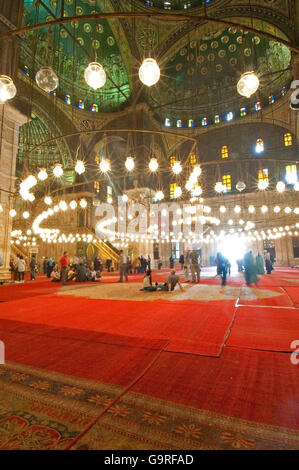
[21, 0, 131, 112]
[20, 1, 292, 120]
[147, 27, 291, 122]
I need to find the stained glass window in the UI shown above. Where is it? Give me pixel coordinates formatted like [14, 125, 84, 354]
[214, 115, 220, 124]
[164, 1, 171, 9]
[255, 101, 261, 111]
[269, 95, 275, 104]
[165, 118, 171, 127]
[221, 145, 228, 159]
[24, 65, 30, 76]
[281, 87, 286, 96]
[258, 169, 268, 182]
[240, 107, 246, 117]
[226, 112, 233, 121]
[92, 104, 99, 112]
[222, 174, 231, 192]
[176, 120, 183, 128]
[256, 138, 264, 153]
[78, 100, 84, 109]
[284, 133, 292, 147]
[64, 94, 71, 105]
[189, 154, 197, 165]
[202, 117, 207, 126]
[188, 119, 194, 128]
[170, 183, 177, 199]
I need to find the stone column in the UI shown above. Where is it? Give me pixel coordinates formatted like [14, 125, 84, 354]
[0, 103, 27, 281]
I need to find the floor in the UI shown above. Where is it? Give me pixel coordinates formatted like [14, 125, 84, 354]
[0, 267, 298, 450]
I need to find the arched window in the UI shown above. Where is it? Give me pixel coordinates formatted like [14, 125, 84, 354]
[222, 174, 231, 192]
[284, 133, 292, 147]
[256, 138, 264, 153]
[221, 145, 228, 159]
[286, 165, 297, 184]
[189, 153, 197, 165]
[170, 183, 177, 199]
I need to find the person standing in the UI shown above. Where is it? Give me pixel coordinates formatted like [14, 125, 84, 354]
[216, 252, 229, 286]
[17, 256, 26, 282]
[59, 251, 68, 285]
[184, 250, 191, 282]
[106, 258, 112, 272]
[169, 255, 174, 269]
[157, 258, 162, 270]
[264, 251, 272, 275]
[30, 254, 36, 280]
[118, 250, 128, 282]
[190, 250, 200, 283]
[244, 251, 259, 285]
[13, 254, 20, 280]
[256, 253, 265, 275]
[179, 253, 184, 271]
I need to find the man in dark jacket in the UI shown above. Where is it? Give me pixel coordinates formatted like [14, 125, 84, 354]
[30, 254, 36, 280]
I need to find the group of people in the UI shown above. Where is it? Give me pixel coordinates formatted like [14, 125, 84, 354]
[178, 250, 201, 283]
[216, 250, 276, 287]
[141, 269, 184, 293]
[118, 252, 152, 282]
[50, 252, 103, 285]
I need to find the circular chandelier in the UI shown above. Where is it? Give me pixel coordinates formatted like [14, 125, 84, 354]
[0, 75, 16, 104]
[84, 62, 106, 90]
[139, 58, 160, 87]
[237, 71, 259, 98]
[236, 181, 246, 192]
[35, 66, 59, 93]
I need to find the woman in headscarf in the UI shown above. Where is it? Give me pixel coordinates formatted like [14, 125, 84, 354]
[244, 251, 259, 286]
[256, 253, 265, 275]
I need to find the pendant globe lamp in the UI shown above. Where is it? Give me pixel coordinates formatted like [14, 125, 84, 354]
[0, 75, 17, 103]
[139, 58, 160, 87]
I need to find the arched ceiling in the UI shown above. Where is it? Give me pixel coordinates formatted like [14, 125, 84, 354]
[20, 0, 294, 122]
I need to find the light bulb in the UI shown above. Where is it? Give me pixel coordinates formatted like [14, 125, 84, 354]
[237, 71, 259, 98]
[149, 158, 158, 172]
[23, 211, 30, 219]
[84, 62, 106, 90]
[273, 206, 280, 213]
[276, 181, 285, 193]
[139, 58, 160, 87]
[185, 181, 193, 191]
[80, 198, 87, 209]
[155, 190, 164, 201]
[215, 182, 224, 193]
[248, 205, 255, 213]
[174, 186, 182, 198]
[220, 206, 226, 213]
[75, 160, 85, 175]
[70, 200, 77, 210]
[122, 194, 128, 202]
[294, 182, 299, 191]
[284, 207, 291, 214]
[192, 165, 202, 177]
[261, 205, 268, 213]
[44, 196, 52, 205]
[193, 186, 202, 196]
[125, 157, 135, 172]
[53, 164, 63, 178]
[35, 66, 59, 93]
[0, 75, 16, 103]
[99, 159, 110, 173]
[258, 180, 269, 190]
[9, 209, 16, 217]
[38, 169, 48, 181]
[234, 205, 241, 213]
[172, 161, 182, 174]
[59, 201, 67, 211]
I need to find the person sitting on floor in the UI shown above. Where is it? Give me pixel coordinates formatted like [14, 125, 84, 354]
[67, 267, 76, 281]
[51, 266, 61, 282]
[76, 263, 87, 282]
[155, 270, 184, 292]
[140, 269, 157, 291]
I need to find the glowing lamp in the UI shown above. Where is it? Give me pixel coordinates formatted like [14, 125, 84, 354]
[276, 181, 285, 193]
[35, 66, 59, 93]
[99, 159, 110, 173]
[84, 62, 106, 90]
[0, 75, 16, 103]
[149, 158, 158, 172]
[125, 157, 135, 172]
[75, 160, 85, 175]
[237, 71, 259, 98]
[53, 164, 63, 178]
[139, 58, 160, 87]
[38, 169, 48, 181]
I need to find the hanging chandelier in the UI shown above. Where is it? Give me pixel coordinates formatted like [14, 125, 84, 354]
[35, 66, 59, 93]
[53, 163, 63, 178]
[37, 169, 48, 181]
[0, 75, 16, 104]
[125, 157, 135, 172]
[236, 181, 246, 192]
[75, 160, 85, 175]
[139, 58, 160, 87]
[99, 158, 111, 173]
[84, 62, 106, 90]
[237, 71, 259, 98]
[149, 158, 158, 172]
[172, 161, 182, 174]
[214, 182, 224, 193]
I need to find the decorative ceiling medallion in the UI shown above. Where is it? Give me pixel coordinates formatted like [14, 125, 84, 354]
[190, 41, 197, 49]
[201, 67, 208, 75]
[229, 44, 237, 52]
[208, 53, 215, 62]
[215, 64, 223, 72]
[187, 53, 194, 62]
[221, 36, 229, 43]
[83, 23, 92, 33]
[229, 58, 238, 66]
[97, 24, 104, 33]
[200, 43, 208, 51]
[252, 36, 260, 44]
[176, 63, 183, 71]
[244, 48, 252, 56]
[197, 55, 205, 63]
[180, 48, 187, 56]
[218, 50, 226, 58]
[187, 67, 195, 76]
[107, 36, 115, 46]
[92, 40, 100, 49]
[236, 36, 243, 44]
[211, 41, 219, 49]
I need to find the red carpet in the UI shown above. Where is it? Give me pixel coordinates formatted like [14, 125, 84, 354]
[131, 347, 299, 430]
[239, 286, 294, 307]
[227, 306, 299, 352]
[0, 295, 236, 356]
[0, 319, 167, 386]
[283, 287, 299, 307]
